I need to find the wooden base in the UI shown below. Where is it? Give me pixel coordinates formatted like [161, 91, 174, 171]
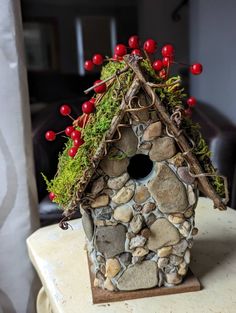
[87, 256, 201, 304]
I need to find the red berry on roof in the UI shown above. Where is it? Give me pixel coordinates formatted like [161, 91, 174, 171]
[49, 192, 56, 201]
[82, 101, 95, 114]
[84, 60, 94, 71]
[152, 59, 163, 71]
[143, 39, 157, 54]
[89, 98, 96, 104]
[65, 126, 75, 137]
[114, 44, 127, 56]
[190, 63, 203, 75]
[128, 35, 139, 49]
[92, 54, 104, 65]
[60, 104, 71, 116]
[159, 68, 167, 79]
[45, 130, 56, 141]
[74, 138, 84, 148]
[162, 56, 173, 67]
[161, 44, 174, 57]
[93, 80, 107, 93]
[131, 49, 142, 56]
[113, 54, 123, 61]
[68, 147, 78, 158]
[187, 97, 197, 107]
[70, 130, 81, 140]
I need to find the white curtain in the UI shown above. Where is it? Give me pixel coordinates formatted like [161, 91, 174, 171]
[0, 1, 40, 312]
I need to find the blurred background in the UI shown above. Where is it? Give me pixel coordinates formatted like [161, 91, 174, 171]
[20, 0, 236, 225]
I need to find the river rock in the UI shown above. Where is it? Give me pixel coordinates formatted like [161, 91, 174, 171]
[184, 207, 194, 218]
[168, 152, 185, 167]
[149, 137, 176, 161]
[147, 218, 180, 251]
[148, 163, 188, 213]
[113, 205, 133, 223]
[82, 211, 94, 241]
[143, 121, 162, 141]
[169, 255, 183, 266]
[177, 166, 195, 184]
[172, 239, 188, 256]
[112, 185, 135, 205]
[129, 235, 146, 249]
[178, 266, 188, 276]
[117, 261, 158, 291]
[119, 252, 132, 266]
[139, 142, 152, 151]
[114, 127, 138, 157]
[91, 176, 105, 195]
[107, 172, 129, 190]
[166, 272, 182, 285]
[94, 207, 113, 220]
[158, 257, 169, 269]
[145, 213, 157, 227]
[100, 156, 129, 177]
[132, 246, 149, 257]
[142, 202, 156, 214]
[91, 195, 109, 208]
[130, 214, 143, 234]
[168, 213, 185, 224]
[192, 227, 198, 236]
[95, 225, 126, 258]
[141, 228, 151, 239]
[105, 258, 121, 278]
[184, 249, 191, 264]
[134, 186, 150, 203]
[104, 278, 115, 291]
[157, 246, 172, 257]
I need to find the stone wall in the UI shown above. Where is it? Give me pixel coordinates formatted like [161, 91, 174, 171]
[81, 114, 198, 291]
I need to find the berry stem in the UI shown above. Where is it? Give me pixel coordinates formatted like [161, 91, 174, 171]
[67, 114, 75, 121]
[56, 130, 65, 135]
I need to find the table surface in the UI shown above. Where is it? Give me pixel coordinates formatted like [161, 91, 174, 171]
[27, 197, 236, 313]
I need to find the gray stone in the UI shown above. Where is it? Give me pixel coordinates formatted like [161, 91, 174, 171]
[100, 156, 129, 177]
[107, 172, 130, 190]
[184, 249, 191, 264]
[148, 163, 188, 213]
[129, 235, 146, 249]
[130, 214, 143, 234]
[143, 121, 162, 141]
[149, 137, 176, 161]
[112, 185, 135, 205]
[82, 211, 94, 241]
[145, 251, 156, 260]
[145, 213, 157, 227]
[166, 272, 182, 285]
[91, 176, 105, 195]
[158, 270, 165, 287]
[95, 225, 126, 258]
[94, 207, 113, 220]
[91, 194, 110, 208]
[172, 239, 188, 256]
[114, 127, 138, 157]
[117, 261, 158, 291]
[158, 257, 169, 269]
[177, 167, 195, 184]
[142, 202, 156, 214]
[134, 186, 150, 204]
[147, 218, 180, 251]
[119, 252, 132, 266]
[169, 255, 183, 266]
[132, 256, 144, 264]
[113, 205, 133, 223]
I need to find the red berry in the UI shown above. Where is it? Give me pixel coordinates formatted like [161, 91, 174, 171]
[93, 80, 107, 93]
[184, 108, 192, 117]
[84, 60, 94, 71]
[131, 49, 142, 56]
[162, 56, 173, 67]
[89, 98, 96, 104]
[45, 130, 56, 141]
[128, 35, 139, 49]
[60, 104, 71, 116]
[70, 130, 81, 140]
[92, 54, 104, 65]
[114, 44, 127, 56]
[49, 192, 56, 201]
[74, 138, 84, 147]
[65, 126, 75, 137]
[152, 59, 163, 71]
[143, 39, 157, 54]
[68, 147, 78, 158]
[187, 97, 197, 107]
[190, 63, 203, 75]
[161, 44, 174, 57]
[159, 69, 167, 79]
[113, 54, 123, 60]
[82, 101, 95, 114]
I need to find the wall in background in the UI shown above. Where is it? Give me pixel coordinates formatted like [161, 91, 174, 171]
[190, 0, 236, 125]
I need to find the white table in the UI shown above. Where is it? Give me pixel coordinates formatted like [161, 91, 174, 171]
[27, 197, 236, 313]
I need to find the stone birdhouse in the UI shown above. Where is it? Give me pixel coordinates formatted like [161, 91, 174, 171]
[45, 47, 228, 295]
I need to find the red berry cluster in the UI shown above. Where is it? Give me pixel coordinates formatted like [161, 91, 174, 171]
[84, 54, 104, 71]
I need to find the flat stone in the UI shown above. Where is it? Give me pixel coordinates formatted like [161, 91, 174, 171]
[107, 172, 130, 190]
[112, 185, 135, 205]
[100, 156, 129, 177]
[95, 225, 126, 258]
[134, 186, 150, 204]
[147, 218, 180, 251]
[177, 166, 195, 184]
[166, 272, 182, 285]
[117, 261, 158, 291]
[149, 137, 176, 161]
[157, 246, 173, 257]
[94, 207, 113, 220]
[143, 121, 162, 141]
[130, 214, 143, 234]
[119, 252, 132, 266]
[142, 202, 156, 214]
[168, 213, 185, 224]
[132, 246, 149, 257]
[91, 176, 105, 195]
[82, 211, 94, 241]
[104, 278, 115, 291]
[105, 258, 121, 278]
[145, 213, 157, 227]
[114, 127, 138, 157]
[91, 194, 109, 208]
[172, 239, 188, 256]
[129, 235, 146, 249]
[113, 205, 133, 223]
[148, 163, 188, 213]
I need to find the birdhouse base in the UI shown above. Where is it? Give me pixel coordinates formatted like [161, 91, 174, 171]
[87, 256, 201, 304]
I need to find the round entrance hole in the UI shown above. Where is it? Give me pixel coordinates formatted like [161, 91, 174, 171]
[127, 154, 153, 180]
